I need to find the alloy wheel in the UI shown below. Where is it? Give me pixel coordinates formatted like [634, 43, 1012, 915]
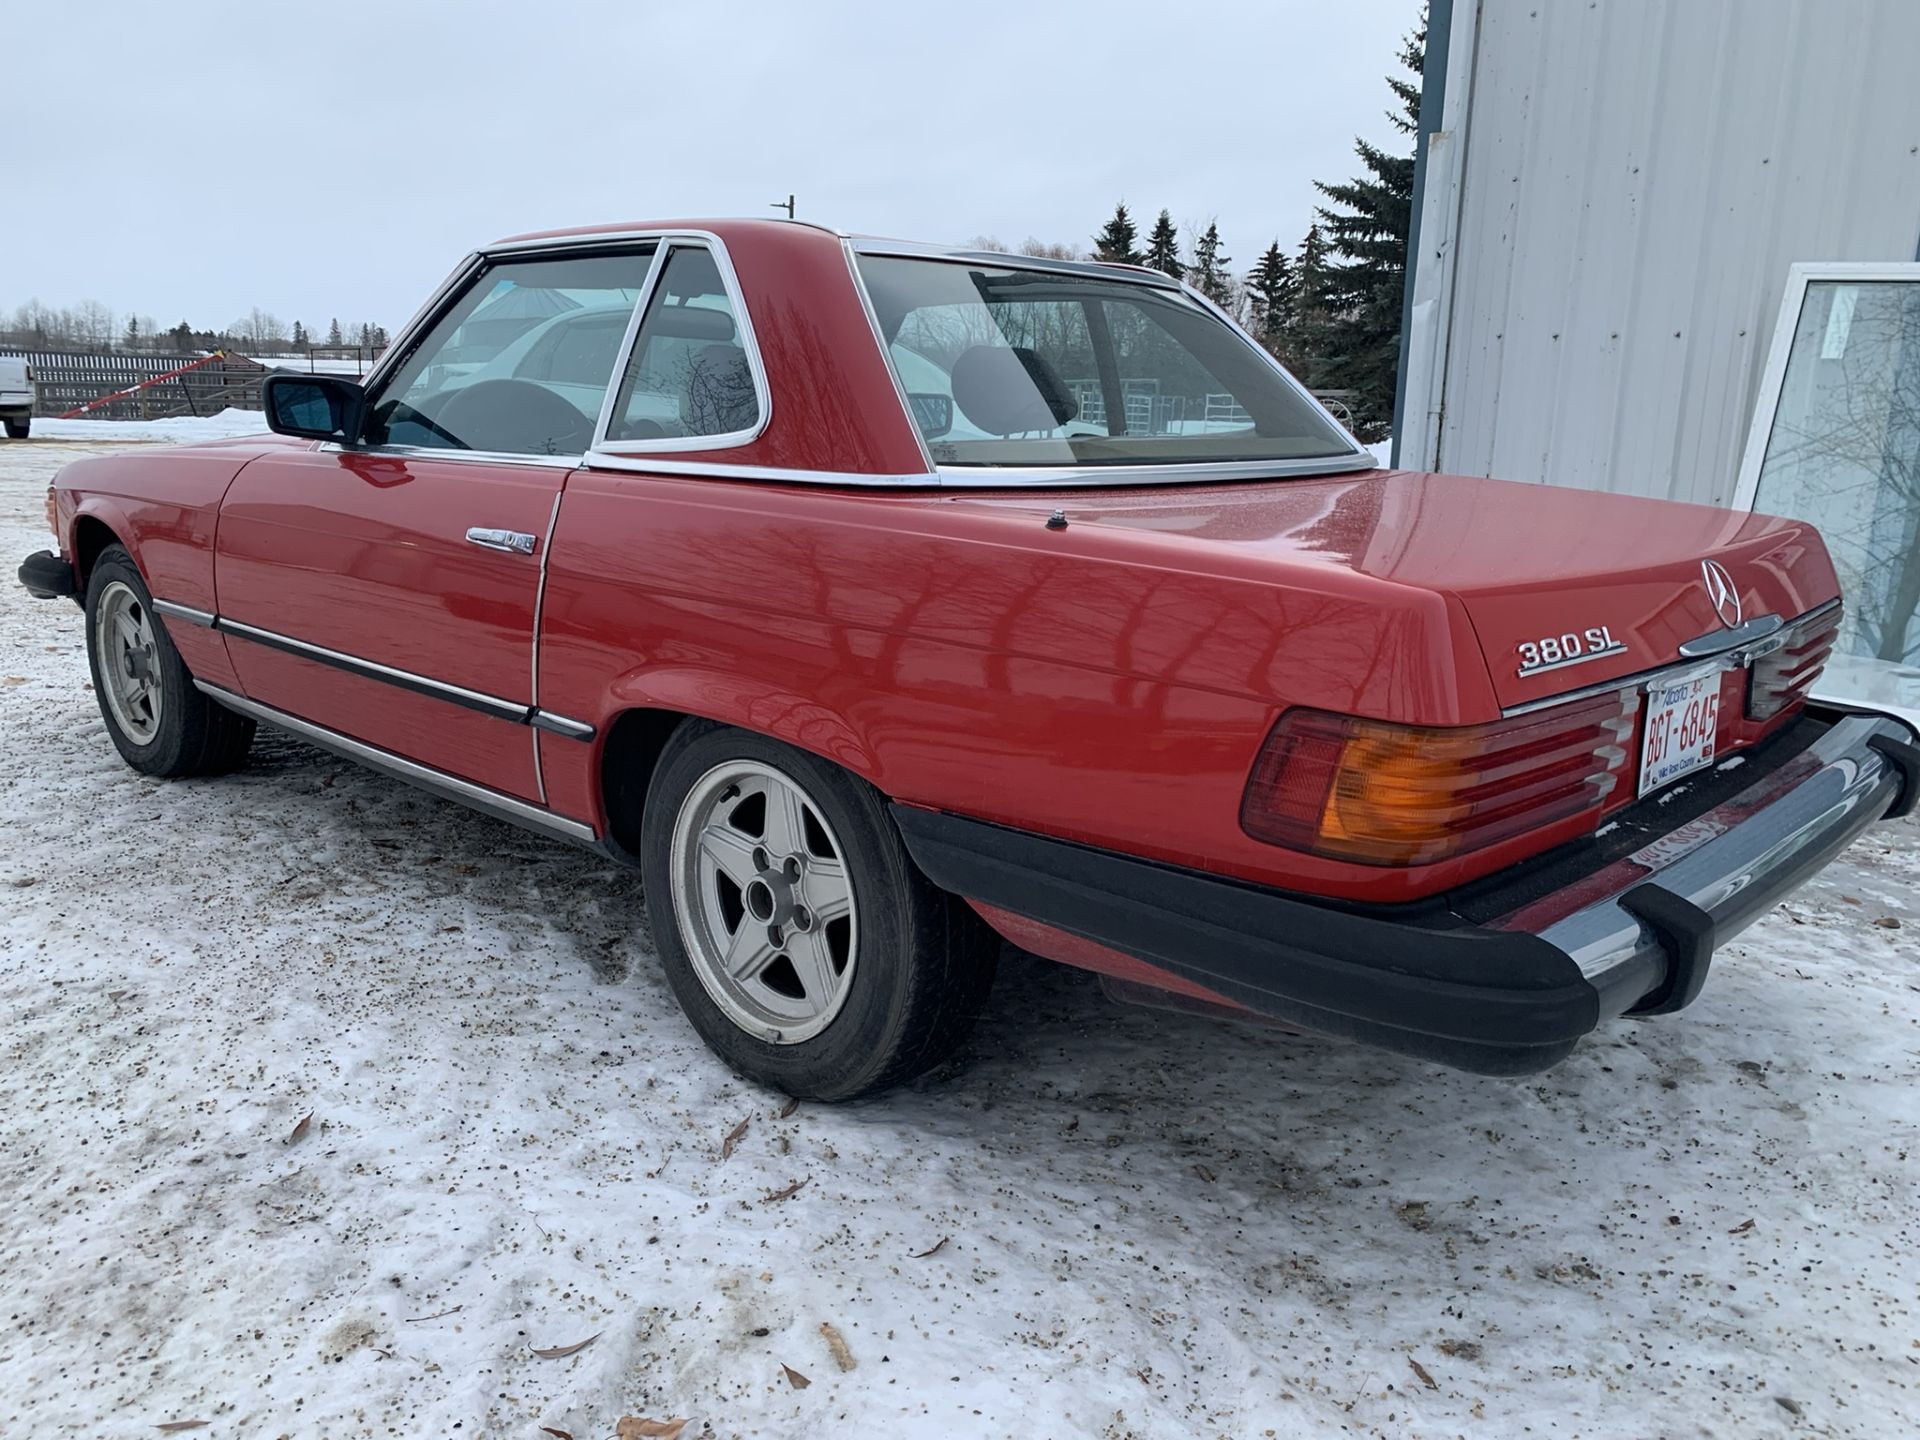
[95, 580, 163, 746]
[668, 759, 859, 1044]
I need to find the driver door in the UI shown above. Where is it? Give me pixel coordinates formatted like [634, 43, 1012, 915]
[212, 244, 655, 802]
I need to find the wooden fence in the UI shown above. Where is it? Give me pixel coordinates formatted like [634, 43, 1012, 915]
[0, 349, 269, 420]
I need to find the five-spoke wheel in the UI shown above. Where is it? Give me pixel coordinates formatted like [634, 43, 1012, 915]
[93, 579, 164, 746]
[671, 760, 859, 1044]
[642, 722, 998, 1100]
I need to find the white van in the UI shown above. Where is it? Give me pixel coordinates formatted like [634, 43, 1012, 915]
[0, 356, 34, 438]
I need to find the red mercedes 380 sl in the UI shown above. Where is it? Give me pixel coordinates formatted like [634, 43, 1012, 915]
[18, 220, 1917, 1098]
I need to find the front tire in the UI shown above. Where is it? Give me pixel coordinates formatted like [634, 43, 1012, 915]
[641, 722, 997, 1101]
[2, 417, 26, 439]
[84, 544, 255, 776]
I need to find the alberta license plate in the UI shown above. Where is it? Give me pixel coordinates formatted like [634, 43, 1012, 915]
[1638, 663, 1723, 797]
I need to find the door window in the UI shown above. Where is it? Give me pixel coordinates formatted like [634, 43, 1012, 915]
[368, 248, 654, 457]
[606, 246, 762, 444]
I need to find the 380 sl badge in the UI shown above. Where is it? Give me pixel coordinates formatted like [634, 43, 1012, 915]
[1517, 625, 1628, 677]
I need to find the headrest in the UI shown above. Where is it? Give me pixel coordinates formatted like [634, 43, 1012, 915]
[949, 346, 1078, 436]
[680, 344, 757, 435]
[648, 304, 737, 343]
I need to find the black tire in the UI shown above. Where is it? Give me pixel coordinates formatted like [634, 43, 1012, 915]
[640, 721, 998, 1101]
[83, 544, 255, 777]
[2, 417, 26, 439]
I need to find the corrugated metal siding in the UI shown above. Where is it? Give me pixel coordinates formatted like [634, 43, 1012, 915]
[1424, 0, 1920, 504]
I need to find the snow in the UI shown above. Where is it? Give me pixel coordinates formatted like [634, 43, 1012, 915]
[3, 435, 1919, 1438]
[25, 408, 270, 444]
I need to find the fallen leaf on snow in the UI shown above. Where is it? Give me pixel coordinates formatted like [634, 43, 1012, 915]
[1729, 1218, 1756, 1235]
[1408, 1357, 1439, 1390]
[1874, 916, 1903, 929]
[1193, 1163, 1216, 1183]
[156, 1424, 210, 1433]
[616, 1418, 689, 1438]
[1774, 1396, 1803, 1416]
[820, 1321, 855, 1371]
[721, 1116, 750, 1159]
[530, 1332, 600, 1359]
[778, 1097, 800, 1119]
[539, 1428, 574, 1439]
[2, 676, 25, 685]
[761, 1177, 809, 1204]
[287, 1112, 313, 1145]
[911, 1236, 949, 1259]
[781, 1363, 811, 1389]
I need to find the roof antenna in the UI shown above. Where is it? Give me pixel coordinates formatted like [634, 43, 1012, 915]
[770, 194, 796, 220]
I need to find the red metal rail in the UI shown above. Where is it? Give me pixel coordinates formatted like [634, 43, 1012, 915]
[56, 350, 229, 419]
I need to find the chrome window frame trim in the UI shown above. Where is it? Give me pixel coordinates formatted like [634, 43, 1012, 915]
[590, 234, 773, 455]
[194, 681, 598, 846]
[841, 235, 937, 476]
[581, 452, 937, 487]
[161, 601, 598, 740]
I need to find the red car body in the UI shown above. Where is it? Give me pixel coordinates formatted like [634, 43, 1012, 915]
[21, 219, 1917, 1083]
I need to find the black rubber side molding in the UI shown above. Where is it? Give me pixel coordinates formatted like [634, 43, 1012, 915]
[17, 549, 78, 601]
[891, 805, 1600, 1076]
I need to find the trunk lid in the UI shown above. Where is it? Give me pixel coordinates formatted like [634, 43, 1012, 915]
[953, 467, 1838, 714]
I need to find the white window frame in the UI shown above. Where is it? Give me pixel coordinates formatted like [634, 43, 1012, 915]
[1732, 260, 1920, 510]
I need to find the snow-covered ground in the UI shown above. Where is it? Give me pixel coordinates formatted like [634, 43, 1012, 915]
[2, 430, 1917, 1439]
[25, 408, 270, 444]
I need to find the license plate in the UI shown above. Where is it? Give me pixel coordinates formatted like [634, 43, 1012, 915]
[1638, 663, 1723, 797]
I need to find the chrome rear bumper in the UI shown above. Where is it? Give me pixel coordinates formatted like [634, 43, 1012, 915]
[1496, 708, 1918, 1021]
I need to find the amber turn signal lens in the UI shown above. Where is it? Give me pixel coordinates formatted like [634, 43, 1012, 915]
[1240, 692, 1641, 866]
[44, 486, 57, 542]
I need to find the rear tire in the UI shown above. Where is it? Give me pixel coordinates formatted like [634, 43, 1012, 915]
[640, 721, 998, 1101]
[83, 545, 255, 777]
[2, 417, 26, 439]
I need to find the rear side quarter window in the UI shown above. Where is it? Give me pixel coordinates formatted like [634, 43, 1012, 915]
[605, 245, 764, 445]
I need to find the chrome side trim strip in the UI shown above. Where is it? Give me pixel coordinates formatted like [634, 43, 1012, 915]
[216, 617, 528, 722]
[198, 610, 598, 740]
[933, 454, 1378, 488]
[151, 599, 215, 629]
[193, 681, 598, 845]
[530, 711, 596, 740]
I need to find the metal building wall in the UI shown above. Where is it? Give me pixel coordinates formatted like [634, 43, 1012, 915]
[1397, 0, 1920, 505]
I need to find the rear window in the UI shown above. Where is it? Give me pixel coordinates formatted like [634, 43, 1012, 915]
[854, 255, 1355, 469]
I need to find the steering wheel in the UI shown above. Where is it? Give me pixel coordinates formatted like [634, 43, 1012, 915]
[431, 379, 595, 456]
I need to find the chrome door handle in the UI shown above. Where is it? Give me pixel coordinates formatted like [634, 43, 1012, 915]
[465, 527, 536, 555]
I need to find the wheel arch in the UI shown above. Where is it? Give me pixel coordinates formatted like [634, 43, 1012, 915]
[70, 510, 129, 587]
[593, 667, 883, 855]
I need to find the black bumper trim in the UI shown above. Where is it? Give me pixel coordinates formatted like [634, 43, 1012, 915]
[1869, 733, 1920, 819]
[892, 805, 1599, 1076]
[18, 549, 78, 601]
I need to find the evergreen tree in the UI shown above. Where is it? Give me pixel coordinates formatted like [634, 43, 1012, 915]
[1144, 209, 1184, 280]
[1092, 201, 1142, 265]
[170, 320, 193, 352]
[1244, 241, 1293, 351]
[1289, 222, 1335, 387]
[291, 320, 308, 350]
[326, 317, 343, 347]
[1310, 11, 1424, 437]
[369, 324, 389, 349]
[123, 315, 140, 350]
[1189, 221, 1234, 309]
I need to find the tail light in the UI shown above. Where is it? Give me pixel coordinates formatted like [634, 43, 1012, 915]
[1241, 691, 1641, 865]
[1747, 605, 1841, 721]
[23, 363, 34, 383]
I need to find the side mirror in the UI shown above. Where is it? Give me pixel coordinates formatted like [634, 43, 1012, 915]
[263, 373, 367, 443]
[907, 391, 954, 440]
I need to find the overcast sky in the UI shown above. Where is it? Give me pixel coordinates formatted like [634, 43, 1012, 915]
[0, 0, 1419, 333]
